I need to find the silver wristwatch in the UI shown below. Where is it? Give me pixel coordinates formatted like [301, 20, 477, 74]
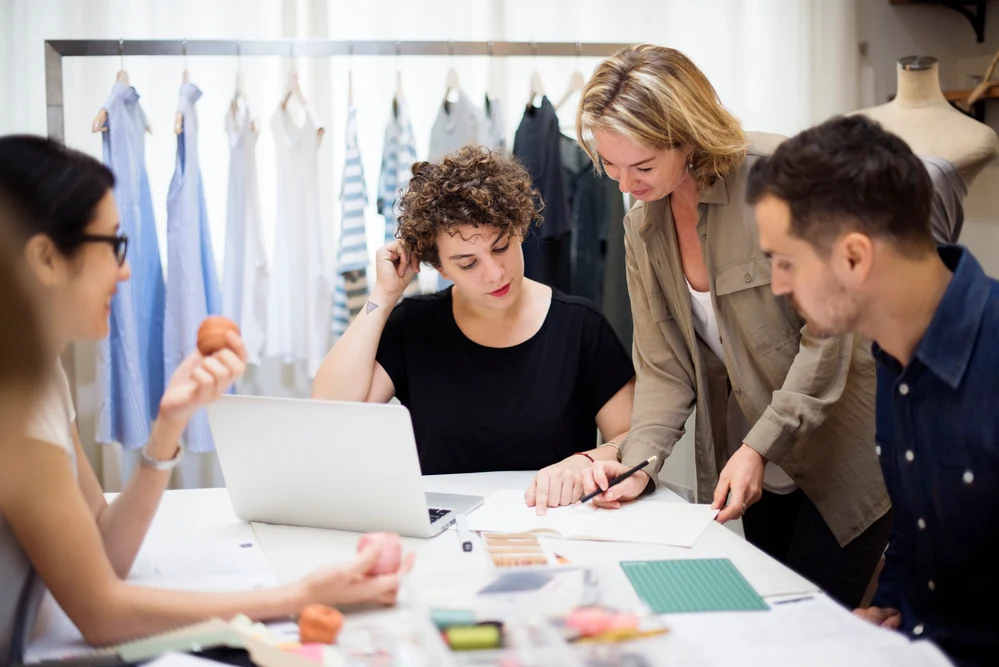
[140, 444, 184, 471]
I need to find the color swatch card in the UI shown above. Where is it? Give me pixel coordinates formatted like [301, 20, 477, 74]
[467, 489, 718, 547]
[620, 559, 768, 614]
[482, 532, 559, 568]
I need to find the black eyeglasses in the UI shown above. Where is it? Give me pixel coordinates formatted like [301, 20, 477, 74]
[78, 233, 129, 266]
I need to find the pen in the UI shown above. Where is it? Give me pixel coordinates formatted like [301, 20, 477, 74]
[455, 513, 474, 552]
[578, 455, 657, 505]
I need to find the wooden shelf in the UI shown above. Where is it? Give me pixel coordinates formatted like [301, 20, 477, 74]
[890, 0, 993, 43]
[944, 81, 999, 103]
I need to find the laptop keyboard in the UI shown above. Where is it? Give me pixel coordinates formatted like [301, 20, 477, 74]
[428, 508, 451, 524]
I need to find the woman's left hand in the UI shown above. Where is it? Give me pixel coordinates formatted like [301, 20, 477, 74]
[158, 331, 248, 428]
[525, 455, 593, 515]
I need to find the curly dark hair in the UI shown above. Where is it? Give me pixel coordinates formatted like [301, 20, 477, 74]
[396, 146, 543, 268]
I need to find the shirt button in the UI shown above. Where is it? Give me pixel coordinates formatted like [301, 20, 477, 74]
[963, 470, 975, 485]
[898, 383, 910, 396]
[875, 445, 881, 456]
[928, 580, 936, 591]
[917, 518, 926, 530]
[700, 234, 707, 241]
[734, 388, 742, 396]
[905, 450, 915, 462]
[743, 273, 752, 283]
[913, 623, 924, 636]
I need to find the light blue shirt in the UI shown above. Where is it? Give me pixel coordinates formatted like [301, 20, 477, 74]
[165, 82, 222, 453]
[96, 82, 166, 449]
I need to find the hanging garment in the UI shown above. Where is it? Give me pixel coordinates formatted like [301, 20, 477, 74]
[483, 94, 507, 154]
[561, 135, 605, 302]
[268, 104, 332, 376]
[920, 155, 968, 244]
[332, 105, 370, 342]
[601, 192, 632, 350]
[95, 82, 166, 450]
[428, 91, 485, 162]
[513, 97, 572, 292]
[222, 102, 268, 365]
[164, 81, 222, 453]
[377, 96, 418, 243]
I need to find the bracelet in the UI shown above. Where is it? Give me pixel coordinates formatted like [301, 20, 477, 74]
[573, 451, 595, 463]
[140, 443, 184, 471]
[598, 441, 621, 461]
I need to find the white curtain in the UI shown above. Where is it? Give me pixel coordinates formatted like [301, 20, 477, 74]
[0, 0, 859, 490]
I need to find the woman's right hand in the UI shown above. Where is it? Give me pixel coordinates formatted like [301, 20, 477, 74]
[301, 546, 416, 607]
[374, 240, 419, 301]
[579, 460, 651, 509]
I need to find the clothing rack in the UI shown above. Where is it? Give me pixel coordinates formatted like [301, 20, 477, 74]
[44, 39, 632, 142]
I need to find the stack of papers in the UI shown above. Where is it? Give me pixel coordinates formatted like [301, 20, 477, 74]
[465, 489, 718, 547]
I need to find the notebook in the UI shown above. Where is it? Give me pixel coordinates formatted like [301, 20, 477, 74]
[465, 489, 718, 547]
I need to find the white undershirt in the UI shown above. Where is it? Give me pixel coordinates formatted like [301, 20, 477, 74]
[685, 279, 797, 495]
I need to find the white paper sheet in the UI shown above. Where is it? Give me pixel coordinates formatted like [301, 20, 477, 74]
[465, 489, 718, 547]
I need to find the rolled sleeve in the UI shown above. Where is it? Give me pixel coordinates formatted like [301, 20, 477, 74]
[743, 324, 855, 465]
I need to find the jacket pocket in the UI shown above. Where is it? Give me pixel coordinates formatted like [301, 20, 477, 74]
[647, 292, 673, 323]
[714, 256, 799, 355]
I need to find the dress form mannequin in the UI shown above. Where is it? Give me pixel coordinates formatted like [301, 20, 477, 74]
[855, 56, 999, 185]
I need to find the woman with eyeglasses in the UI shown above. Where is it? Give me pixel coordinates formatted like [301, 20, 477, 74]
[0, 136, 412, 661]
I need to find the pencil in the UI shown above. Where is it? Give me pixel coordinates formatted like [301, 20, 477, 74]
[577, 455, 657, 504]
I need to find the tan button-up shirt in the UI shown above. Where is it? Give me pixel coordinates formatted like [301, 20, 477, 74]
[619, 132, 890, 546]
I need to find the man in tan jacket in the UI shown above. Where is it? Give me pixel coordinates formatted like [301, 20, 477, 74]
[576, 44, 890, 608]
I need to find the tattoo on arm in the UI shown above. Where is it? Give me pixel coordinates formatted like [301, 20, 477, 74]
[366, 301, 379, 315]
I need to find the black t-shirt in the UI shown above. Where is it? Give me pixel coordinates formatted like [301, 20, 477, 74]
[375, 288, 635, 475]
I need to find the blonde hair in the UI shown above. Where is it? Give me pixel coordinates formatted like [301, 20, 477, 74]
[576, 44, 748, 189]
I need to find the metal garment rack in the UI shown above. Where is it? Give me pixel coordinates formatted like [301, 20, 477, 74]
[44, 39, 632, 142]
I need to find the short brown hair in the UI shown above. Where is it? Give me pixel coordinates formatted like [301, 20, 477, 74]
[746, 115, 935, 257]
[396, 147, 543, 268]
[576, 44, 748, 189]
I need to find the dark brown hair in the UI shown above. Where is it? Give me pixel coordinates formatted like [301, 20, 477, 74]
[396, 147, 543, 268]
[0, 135, 115, 256]
[746, 115, 934, 257]
[0, 194, 45, 401]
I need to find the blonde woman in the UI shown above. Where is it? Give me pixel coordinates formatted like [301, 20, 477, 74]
[575, 45, 890, 609]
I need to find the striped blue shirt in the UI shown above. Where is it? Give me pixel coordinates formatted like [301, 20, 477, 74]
[165, 82, 222, 453]
[377, 97, 418, 243]
[332, 105, 369, 340]
[96, 82, 166, 449]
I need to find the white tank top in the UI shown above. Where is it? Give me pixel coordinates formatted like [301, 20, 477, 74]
[685, 279, 797, 494]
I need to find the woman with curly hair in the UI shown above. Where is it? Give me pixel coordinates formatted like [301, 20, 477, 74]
[313, 147, 635, 513]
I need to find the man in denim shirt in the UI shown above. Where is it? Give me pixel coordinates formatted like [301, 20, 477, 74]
[747, 114, 998, 667]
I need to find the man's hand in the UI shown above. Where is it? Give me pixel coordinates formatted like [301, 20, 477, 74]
[579, 460, 650, 509]
[525, 455, 591, 515]
[712, 443, 766, 523]
[853, 606, 902, 630]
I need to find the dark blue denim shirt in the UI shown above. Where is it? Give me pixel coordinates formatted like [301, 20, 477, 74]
[871, 246, 999, 667]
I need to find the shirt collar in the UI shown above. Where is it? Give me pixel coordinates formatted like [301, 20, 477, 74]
[700, 176, 729, 205]
[890, 246, 992, 388]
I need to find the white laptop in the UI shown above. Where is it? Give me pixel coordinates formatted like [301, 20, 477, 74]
[206, 395, 483, 538]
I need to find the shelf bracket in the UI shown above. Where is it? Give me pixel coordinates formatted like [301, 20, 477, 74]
[892, 1, 990, 42]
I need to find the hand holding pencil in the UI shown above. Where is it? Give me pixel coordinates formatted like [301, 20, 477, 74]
[578, 456, 657, 509]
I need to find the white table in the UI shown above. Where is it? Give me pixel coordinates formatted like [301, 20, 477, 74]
[27, 472, 952, 666]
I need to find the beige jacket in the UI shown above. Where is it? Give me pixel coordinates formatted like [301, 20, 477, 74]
[619, 133, 890, 546]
